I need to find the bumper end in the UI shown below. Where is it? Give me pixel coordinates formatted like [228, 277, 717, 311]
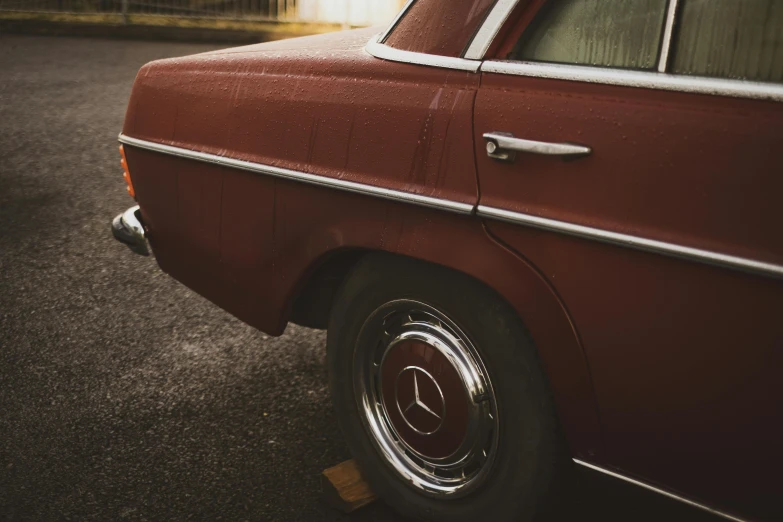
[111, 205, 149, 256]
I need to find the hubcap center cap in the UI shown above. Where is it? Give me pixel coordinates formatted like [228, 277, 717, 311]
[380, 340, 469, 460]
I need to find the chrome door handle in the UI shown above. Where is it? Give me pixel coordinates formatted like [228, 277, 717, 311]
[483, 132, 591, 162]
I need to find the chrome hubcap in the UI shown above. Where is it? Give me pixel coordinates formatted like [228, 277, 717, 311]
[354, 300, 498, 497]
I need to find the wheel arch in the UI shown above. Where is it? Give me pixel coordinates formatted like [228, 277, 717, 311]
[281, 221, 602, 460]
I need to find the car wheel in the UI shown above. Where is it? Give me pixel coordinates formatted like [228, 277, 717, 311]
[327, 253, 569, 522]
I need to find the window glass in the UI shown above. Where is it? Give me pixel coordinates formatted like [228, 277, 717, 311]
[510, 0, 668, 70]
[672, 0, 783, 83]
[385, 0, 497, 57]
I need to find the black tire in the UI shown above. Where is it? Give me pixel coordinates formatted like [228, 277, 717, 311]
[327, 253, 569, 522]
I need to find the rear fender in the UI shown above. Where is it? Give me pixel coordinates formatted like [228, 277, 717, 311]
[273, 179, 602, 460]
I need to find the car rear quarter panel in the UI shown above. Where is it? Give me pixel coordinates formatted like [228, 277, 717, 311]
[122, 26, 481, 334]
[121, 28, 602, 460]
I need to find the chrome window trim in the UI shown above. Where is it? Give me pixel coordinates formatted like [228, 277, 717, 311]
[478, 205, 783, 279]
[118, 134, 474, 215]
[365, 33, 481, 73]
[463, 0, 520, 60]
[378, 0, 418, 43]
[480, 60, 783, 102]
[574, 460, 748, 522]
[375, 0, 783, 100]
[658, 0, 680, 72]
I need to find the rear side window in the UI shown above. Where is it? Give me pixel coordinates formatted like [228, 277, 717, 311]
[672, 0, 783, 83]
[509, 0, 668, 70]
[384, 0, 497, 57]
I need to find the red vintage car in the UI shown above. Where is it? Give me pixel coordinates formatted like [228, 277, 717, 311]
[111, 1, 783, 521]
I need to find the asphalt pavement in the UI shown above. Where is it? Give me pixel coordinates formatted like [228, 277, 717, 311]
[0, 35, 722, 522]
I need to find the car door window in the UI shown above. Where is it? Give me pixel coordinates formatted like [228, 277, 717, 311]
[672, 0, 783, 83]
[509, 0, 669, 70]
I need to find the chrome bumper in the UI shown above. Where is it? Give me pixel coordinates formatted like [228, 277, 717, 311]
[111, 205, 149, 256]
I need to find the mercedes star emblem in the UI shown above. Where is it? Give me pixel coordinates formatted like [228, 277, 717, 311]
[395, 366, 446, 435]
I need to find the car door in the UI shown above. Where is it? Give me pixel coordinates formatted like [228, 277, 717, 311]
[473, 0, 783, 519]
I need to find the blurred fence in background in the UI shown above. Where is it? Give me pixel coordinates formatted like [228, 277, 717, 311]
[0, 0, 405, 25]
[0, 1, 301, 21]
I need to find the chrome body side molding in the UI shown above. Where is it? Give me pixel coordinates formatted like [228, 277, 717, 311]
[117, 134, 475, 215]
[463, 0, 520, 60]
[365, 34, 481, 73]
[481, 61, 783, 102]
[573, 459, 748, 522]
[477, 205, 783, 279]
[118, 134, 782, 280]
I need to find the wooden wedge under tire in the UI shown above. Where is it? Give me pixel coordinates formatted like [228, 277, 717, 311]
[327, 253, 570, 522]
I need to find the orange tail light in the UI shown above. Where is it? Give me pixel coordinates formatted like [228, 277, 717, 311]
[119, 144, 136, 199]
